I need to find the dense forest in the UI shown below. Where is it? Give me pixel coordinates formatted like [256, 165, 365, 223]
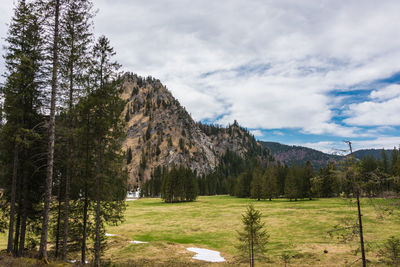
[0, 0, 127, 265]
[143, 146, 400, 201]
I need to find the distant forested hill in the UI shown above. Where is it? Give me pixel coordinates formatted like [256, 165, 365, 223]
[260, 141, 395, 169]
[260, 141, 341, 169]
[353, 148, 393, 160]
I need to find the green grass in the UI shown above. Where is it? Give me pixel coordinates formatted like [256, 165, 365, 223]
[0, 196, 398, 266]
[103, 196, 400, 266]
[0, 230, 6, 249]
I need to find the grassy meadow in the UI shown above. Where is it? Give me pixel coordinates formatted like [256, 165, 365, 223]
[102, 196, 399, 266]
[0, 196, 399, 266]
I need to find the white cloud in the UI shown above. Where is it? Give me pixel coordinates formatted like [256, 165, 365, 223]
[299, 136, 400, 154]
[352, 136, 400, 151]
[250, 130, 263, 137]
[370, 84, 400, 101]
[1, 0, 400, 147]
[272, 131, 284, 136]
[344, 96, 400, 126]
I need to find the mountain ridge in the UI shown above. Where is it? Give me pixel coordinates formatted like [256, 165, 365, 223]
[260, 141, 394, 168]
[121, 73, 271, 188]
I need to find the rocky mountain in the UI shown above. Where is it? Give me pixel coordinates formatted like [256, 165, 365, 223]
[121, 73, 271, 188]
[260, 141, 342, 169]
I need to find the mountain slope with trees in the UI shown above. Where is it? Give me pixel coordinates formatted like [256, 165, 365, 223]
[121, 73, 272, 189]
[260, 141, 395, 169]
[260, 141, 341, 169]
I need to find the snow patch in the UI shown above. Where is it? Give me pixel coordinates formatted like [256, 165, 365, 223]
[127, 189, 140, 198]
[105, 233, 116, 237]
[126, 198, 137, 201]
[186, 247, 225, 262]
[67, 260, 89, 264]
[129, 240, 148, 244]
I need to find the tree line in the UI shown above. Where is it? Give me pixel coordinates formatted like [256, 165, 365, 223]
[0, 0, 127, 265]
[233, 147, 400, 200]
[141, 165, 199, 202]
[143, 147, 400, 202]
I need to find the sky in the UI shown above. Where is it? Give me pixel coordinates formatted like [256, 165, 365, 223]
[1, 0, 400, 153]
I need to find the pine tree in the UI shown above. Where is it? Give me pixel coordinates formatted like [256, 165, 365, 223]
[88, 35, 125, 267]
[285, 165, 301, 201]
[183, 168, 198, 201]
[38, 0, 64, 261]
[250, 168, 263, 201]
[1, 0, 45, 256]
[392, 147, 399, 175]
[381, 149, 389, 174]
[378, 236, 400, 266]
[276, 163, 288, 196]
[235, 171, 252, 198]
[58, 0, 94, 259]
[262, 166, 278, 201]
[302, 161, 314, 199]
[237, 205, 269, 267]
[74, 87, 97, 264]
[161, 168, 173, 203]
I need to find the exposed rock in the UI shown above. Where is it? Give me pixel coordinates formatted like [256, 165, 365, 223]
[121, 73, 270, 188]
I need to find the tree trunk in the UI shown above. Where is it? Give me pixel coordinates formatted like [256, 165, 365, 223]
[55, 179, 63, 259]
[63, 41, 75, 261]
[251, 230, 254, 267]
[62, 160, 71, 260]
[248, 238, 251, 267]
[357, 193, 366, 267]
[13, 193, 22, 256]
[39, 0, 61, 261]
[18, 207, 27, 257]
[82, 113, 90, 264]
[94, 148, 103, 267]
[18, 169, 29, 257]
[81, 184, 89, 264]
[7, 144, 18, 254]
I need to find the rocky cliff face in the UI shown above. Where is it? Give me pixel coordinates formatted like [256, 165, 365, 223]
[121, 73, 270, 188]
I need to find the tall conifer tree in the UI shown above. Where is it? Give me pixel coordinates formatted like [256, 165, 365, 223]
[38, 0, 64, 260]
[88, 36, 125, 267]
[262, 166, 278, 201]
[1, 0, 44, 255]
[58, 0, 94, 259]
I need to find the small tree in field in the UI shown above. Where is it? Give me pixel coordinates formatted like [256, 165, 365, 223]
[378, 236, 400, 267]
[237, 204, 269, 267]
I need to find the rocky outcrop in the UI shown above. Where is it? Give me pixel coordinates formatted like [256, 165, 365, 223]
[121, 73, 270, 188]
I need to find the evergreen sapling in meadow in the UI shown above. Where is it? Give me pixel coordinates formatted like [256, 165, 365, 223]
[237, 204, 269, 267]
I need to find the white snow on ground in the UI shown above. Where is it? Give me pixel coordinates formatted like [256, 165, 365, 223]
[105, 233, 116, 236]
[129, 240, 148, 244]
[126, 198, 137, 201]
[67, 260, 89, 264]
[186, 247, 225, 262]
